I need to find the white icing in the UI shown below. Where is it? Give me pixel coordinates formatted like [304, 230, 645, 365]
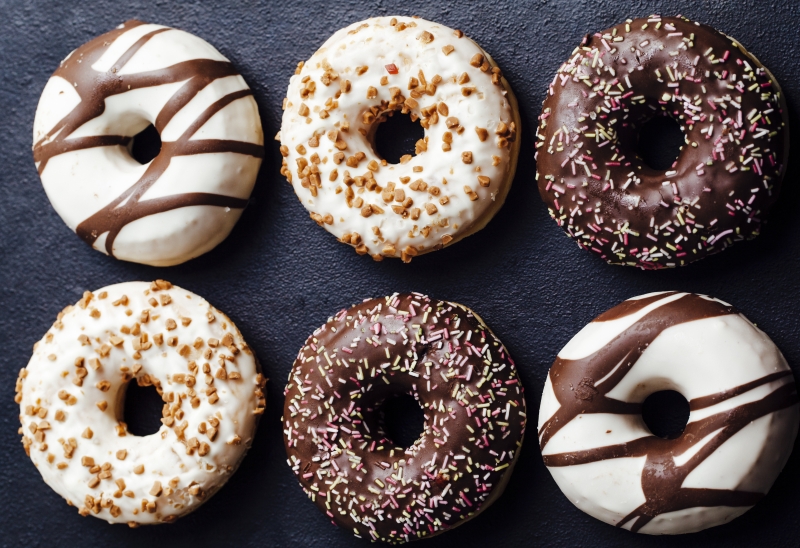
[17, 282, 264, 524]
[636, 506, 749, 535]
[539, 293, 799, 534]
[280, 16, 517, 259]
[547, 457, 648, 525]
[537, 375, 560, 435]
[33, 23, 263, 267]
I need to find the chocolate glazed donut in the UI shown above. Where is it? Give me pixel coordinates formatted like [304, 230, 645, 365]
[535, 15, 789, 269]
[283, 294, 526, 543]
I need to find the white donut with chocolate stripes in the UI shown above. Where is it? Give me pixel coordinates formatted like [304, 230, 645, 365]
[538, 292, 799, 534]
[279, 16, 520, 262]
[16, 281, 265, 525]
[32, 21, 264, 266]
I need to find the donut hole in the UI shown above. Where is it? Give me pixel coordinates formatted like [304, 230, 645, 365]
[642, 390, 690, 440]
[637, 114, 684, 171]
[121, 381, 164, 436]
[379, 393, 426, 449]
[130, 123, 162, 165]
[372, 111, 424, 164]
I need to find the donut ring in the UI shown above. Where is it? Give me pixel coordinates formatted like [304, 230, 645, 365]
[538, 291, 799, 534]
[279, 16, 520, 262]
[282, 294, 526, 542]
[16, 281, 265, 525]
[535, 15, 789, 269]
[32, 20, 264, 266]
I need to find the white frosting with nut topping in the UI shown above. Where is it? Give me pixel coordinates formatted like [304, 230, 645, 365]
[16, 281, 264, 525]
[280, 16, 518, 261]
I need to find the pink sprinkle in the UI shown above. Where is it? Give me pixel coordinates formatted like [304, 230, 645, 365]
[340, 347, 352, 354]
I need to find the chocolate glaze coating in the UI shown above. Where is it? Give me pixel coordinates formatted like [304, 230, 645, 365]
[282, 294, 526, 543]
[535, 15, 788, 269]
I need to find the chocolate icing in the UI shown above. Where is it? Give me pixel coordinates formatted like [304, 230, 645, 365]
[539, 293, 798, 532]
[282, 294, 526, 543]
[32, 21, 264, 256]
[536, 16, 788, 269]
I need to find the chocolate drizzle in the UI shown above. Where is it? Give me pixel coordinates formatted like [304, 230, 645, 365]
[539, 293, 798, 532]
[32, 21, 264, 255]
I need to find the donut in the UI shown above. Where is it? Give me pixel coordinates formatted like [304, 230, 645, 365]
[535, 15, 789, 269]
[32, 20, 264, 266]
[279, 16, 520, 262]
[282, 294, 526, 542]
[15, 281, 266, 525]
[537, 291, 799, 534]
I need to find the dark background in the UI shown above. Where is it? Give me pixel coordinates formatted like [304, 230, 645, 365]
[2, 0, 800, 546]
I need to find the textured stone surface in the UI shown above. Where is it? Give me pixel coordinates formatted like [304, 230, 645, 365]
[1, 0, 800, 546]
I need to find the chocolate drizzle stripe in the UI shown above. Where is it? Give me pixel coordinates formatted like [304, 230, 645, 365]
[540, 294, 799, 532]
[689, 370, 793, 411]
[33, 20, 264, 256]
[33, 135, 132, 164]
[594, 291, 678, 322]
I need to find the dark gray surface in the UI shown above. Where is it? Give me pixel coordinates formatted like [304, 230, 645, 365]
[2, 0, 800, 546]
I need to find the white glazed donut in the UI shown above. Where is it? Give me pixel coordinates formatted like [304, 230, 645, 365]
[279, 16, 520, 262]
[15, 281, 265, 525]
[537, 291, 799, 534]
[32, 20, 264, 266]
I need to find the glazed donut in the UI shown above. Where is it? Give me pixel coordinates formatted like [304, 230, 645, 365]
[538, 291, 799, 534]
[15, 281, 265, 525]
[279, 16, 520, 262]
[33, 20, 264, 266]
[282, 294, 526, 542]
[535, 15, 789, 269]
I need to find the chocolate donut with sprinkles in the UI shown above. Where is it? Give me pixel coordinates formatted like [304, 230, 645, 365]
[535, 15, 789, 269]
[282, 294, 526, 543]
